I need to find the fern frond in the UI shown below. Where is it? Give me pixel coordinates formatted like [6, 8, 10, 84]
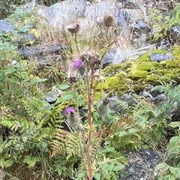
[20, 97, 46, 119]
[116, 99, 129, 111]
[42, 104, 64, 128]
[0, 116, 35, 132]
[0, 118, 21, 131]
[51, 129, 83, 159]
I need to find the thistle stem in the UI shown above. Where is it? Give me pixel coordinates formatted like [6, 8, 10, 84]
[86, 66, 94, 180]
[74, 33, 79, 52]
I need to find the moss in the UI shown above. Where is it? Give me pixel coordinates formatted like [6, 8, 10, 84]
[146, 74, 160, 83]
[137, 49, 167, 63]
[95, 73, 132, 95]
[171, 46, 180, 60]
[98, 46, 180, 94]
[105, 77, 120, 90]
[163, 59, 180, 68]
[115, 72, 128, 79]
[94, 91, 103, 101]
[137, 62, 154, 71]
[129, 70, 148, 79]
[129, 63, 148, 79]
[165, 69, 180, 79]
[133, 84, 146, 92]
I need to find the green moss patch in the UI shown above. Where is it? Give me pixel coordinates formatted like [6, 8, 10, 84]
[97, 46, 180, 94]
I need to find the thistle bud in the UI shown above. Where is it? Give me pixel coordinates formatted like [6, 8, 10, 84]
[97, 98, 109, 121]
[104, 15, 114, 28]
[64, 107, 84, 131]
[67, 23, 80, 34]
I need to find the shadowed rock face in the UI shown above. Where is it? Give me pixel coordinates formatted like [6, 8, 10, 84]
[18, 44, 67, 64]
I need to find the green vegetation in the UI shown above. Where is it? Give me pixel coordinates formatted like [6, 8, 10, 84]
[150, 2, 180, 43]
[0, 2, 180, 180]
[0, 0, 60, 18]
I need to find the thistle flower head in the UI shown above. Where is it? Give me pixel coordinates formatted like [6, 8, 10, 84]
[73, 59, 84, 69]
[64, 107, 75, 115]
[80, 49, 100, 68]
[67, 23, 80, 34]
[104, 15, 114, 27]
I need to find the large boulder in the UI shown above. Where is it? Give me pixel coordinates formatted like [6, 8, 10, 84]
[38, 0, 86, 32]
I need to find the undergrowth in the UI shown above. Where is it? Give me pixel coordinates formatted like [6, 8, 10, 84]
[0, 2, 180, 180]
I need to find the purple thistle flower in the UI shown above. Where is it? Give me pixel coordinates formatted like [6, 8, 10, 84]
[73, 59, 83, 69]
[64, 107, 75, 115]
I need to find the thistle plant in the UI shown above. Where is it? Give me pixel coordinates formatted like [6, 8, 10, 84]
[70, 48, 100, 179]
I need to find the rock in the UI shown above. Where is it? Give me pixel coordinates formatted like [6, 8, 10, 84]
[84, 1, 118, 25]
[117, 11, 128, 27]
[21, 0, 36, 12]
[17, 33, 36, 46]
[133, 20, 150, 33]
[0, 169, 5, 180]
[120, 93, 137, 106]
[119, 149, 162, 180]
[45, 86, 62, 104]
[130, 20, 151, 47]
[169, 26, 180, 45]
[150, 53, 174, 62]
[171, 109, 180, 121]
[153, 94, 167, 104]
[18, 44, 67, 64]
[156, 39, 171, 51]
[123, 0, 141, 9]
[38, 0, 86, 31]
[118, 9, 145, 26]
[103, 49, 117, 67]
[108, 94, 136, 114]
[103, 44, 156, 67]
[0, 20, 16, 36]
[103, 47, 132, 67]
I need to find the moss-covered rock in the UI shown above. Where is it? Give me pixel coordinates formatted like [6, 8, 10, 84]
[96, 72, 133, 95]
[96, 46, 180, 95]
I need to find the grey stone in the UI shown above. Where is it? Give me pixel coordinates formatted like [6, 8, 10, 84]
[38, 0, 86, 30]
[0, 169, 5, 180]
[108, 95, 136, 114]
[0, 20, 16, 36]
[134, 20, 150, 32]
[103, 50, 116, 67]
[117, 11, 128, 27]
[18, 44, 67, 64]
[119, 149, 162, 180]
[17, 33, 36, 45]
[169, 26, 180, 45]
[150, 53, 174, 62]
[45, 86, 62, 104]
